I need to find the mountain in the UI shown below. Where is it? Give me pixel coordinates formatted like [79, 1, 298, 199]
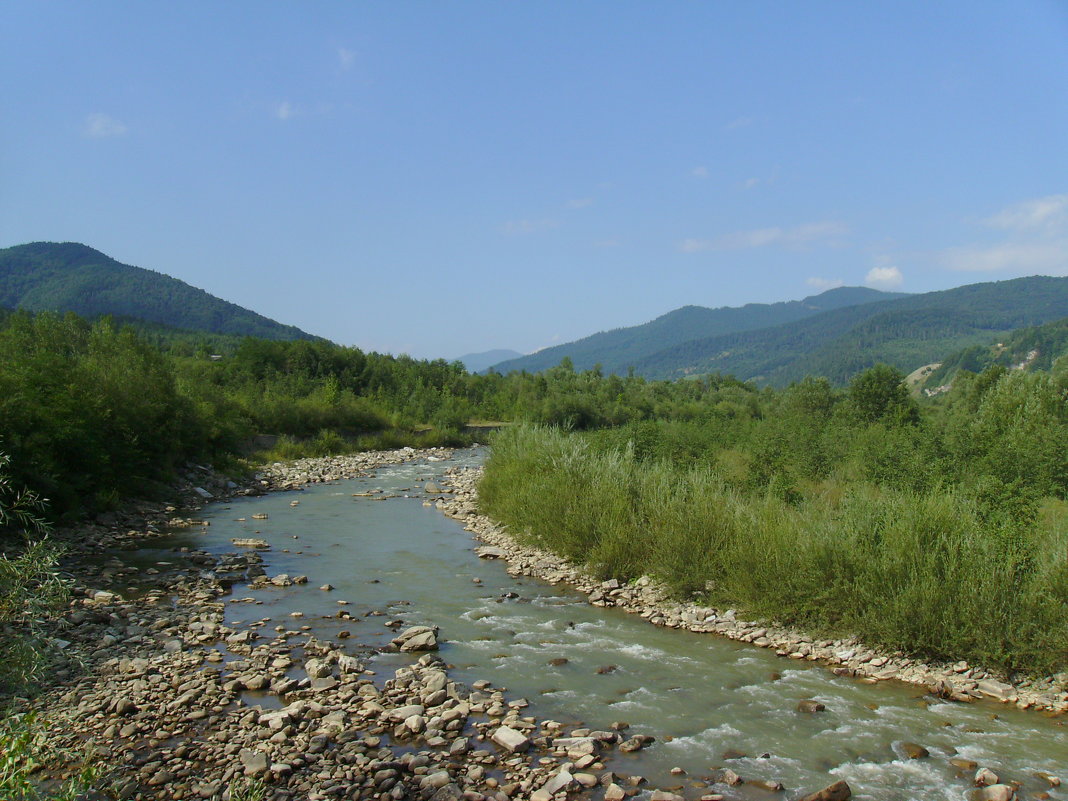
[0, 241, 320, 340]
[490, 286, 905, 375]
[631, 275, 1068, 385]
[454, 348, 523, 373]
[920, 315, 1068, 390]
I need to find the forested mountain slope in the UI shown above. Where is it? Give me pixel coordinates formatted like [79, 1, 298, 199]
[630, 275, 1068, 385]
[0, 242, 320, 340]
[489, 286, 904, 375]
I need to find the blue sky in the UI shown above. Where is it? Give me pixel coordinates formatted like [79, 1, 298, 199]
[2, 2, 1067, 359]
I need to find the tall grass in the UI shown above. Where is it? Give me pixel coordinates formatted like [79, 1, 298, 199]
[479, 426, 1068, 674]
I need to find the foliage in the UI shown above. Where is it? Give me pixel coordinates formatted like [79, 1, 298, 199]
[0, 712, 99, 801]
[627, 275, 1068, 385]
[480, 356, 1068, 675]
[493, 285, 902, 376]
[0, 454, 68, 695]
[0, 241, 318, 341]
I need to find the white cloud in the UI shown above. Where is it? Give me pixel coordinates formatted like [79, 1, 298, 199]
[84, 112, 127, 137]
[865, 265, 904, 289]
[565, 197, 593, 209]
[502, 219, 559, 235]
[984, 194, 1068, 232]
[679, 221, 847, 253]
[742, 177, 760, 190]
[275, 101, 295, 120]
[941, 241, 1068, 273]
[337, 47, 356, 70]
[806, 277, 844, 291]
[692, 166, 709, 179]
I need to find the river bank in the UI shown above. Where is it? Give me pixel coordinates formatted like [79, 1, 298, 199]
[435, 465, 1068, 717]
[18, 448, 691, 801]
[16, 449, 1064, 801]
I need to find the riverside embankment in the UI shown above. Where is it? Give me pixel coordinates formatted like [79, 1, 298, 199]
[23, 448, 1067, 801]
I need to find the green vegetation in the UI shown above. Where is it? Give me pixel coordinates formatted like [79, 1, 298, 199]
[0, 712, 98, 801]
[480, 361, 1068, 675]
[923, 316, 1068, 389]
[0, 309, 752, 521]
[492, 285, 903, 375]
[0, 242, 319, 341]
[496, 274, 1068, 386]
[632, 275, 1068, 385]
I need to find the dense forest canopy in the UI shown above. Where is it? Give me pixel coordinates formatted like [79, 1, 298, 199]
[0, 242, 319, 341]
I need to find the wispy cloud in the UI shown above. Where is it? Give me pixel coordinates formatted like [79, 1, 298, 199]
[984, 194, 1068, 232]
[742, 177, 761, 190]
[725, 116, 753, 130]
[679, 221, 848, 253]
[502, 219, 559, 235]
[936, 194, 1068, 275]
[565, 197, 593, 209]
[806, 277, 844, 291]
[692, 166, 709, 179]
[337, 47, 356, 70]
[865, 265, 904, 289]
[275, 101, 296, 121]
[84, 112, 127, 138]
[941, 241, 1068, 273]
[594, 239, 620, 248]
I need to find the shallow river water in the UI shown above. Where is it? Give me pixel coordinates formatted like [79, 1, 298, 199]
[132, 451, 1066, 801]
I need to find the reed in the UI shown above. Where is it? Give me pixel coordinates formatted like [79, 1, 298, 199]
[479, 425, 1068, 674]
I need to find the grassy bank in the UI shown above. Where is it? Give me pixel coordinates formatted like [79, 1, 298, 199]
[479, 425, 1068, 675]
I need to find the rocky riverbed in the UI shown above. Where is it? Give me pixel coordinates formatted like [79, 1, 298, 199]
[17, 449, 1065, 801]
[18, 448, 702, 801]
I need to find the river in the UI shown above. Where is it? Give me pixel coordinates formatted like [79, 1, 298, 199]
[126, 450, 1066, 801]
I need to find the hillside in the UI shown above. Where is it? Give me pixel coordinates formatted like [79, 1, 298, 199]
[920, 316, 1068, 390]
[490, 286, 905, 375]
[632, 275, 1068, 385]
[0, 241, 320, 341]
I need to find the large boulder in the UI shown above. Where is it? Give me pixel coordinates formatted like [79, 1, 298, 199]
[798, 781, 852, 801]
[491, 725, 530, 753]
[392, 625, 439, 652]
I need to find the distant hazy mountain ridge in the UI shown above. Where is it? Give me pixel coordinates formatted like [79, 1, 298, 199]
[489, 276, 1068, 386]
[0, 242, 320, 341]
[490, 286, 905, 375]
[631, 275, 1068, 385]
[455, 348, 523, 373]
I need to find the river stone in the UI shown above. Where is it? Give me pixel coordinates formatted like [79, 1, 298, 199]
[650, 792, 685, 801]
[974, 786, 1015, 801]
[975, 768, 1000, 787]
[389, 704, 425, 722]
[1035, 772, 1062, 788]
[424, 669, 448, 693]
[797, 699, 826, 713]
[240, 749, 269, 777]
[902, 742, 929, 759]
[798, 780, 852, 801]
[542, 770, 575, 795]
[405, 714, 426, 733]
[476, 546, 507, 559]
[605, 783, 626, 801]
[393, 626, 439, 652]
[491, 725, 530, 753]
[976, 679, 1015, 700]
[720, 769, 743, 786]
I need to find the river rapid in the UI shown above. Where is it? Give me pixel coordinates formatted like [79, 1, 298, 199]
[132, 449, 1066, 801]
